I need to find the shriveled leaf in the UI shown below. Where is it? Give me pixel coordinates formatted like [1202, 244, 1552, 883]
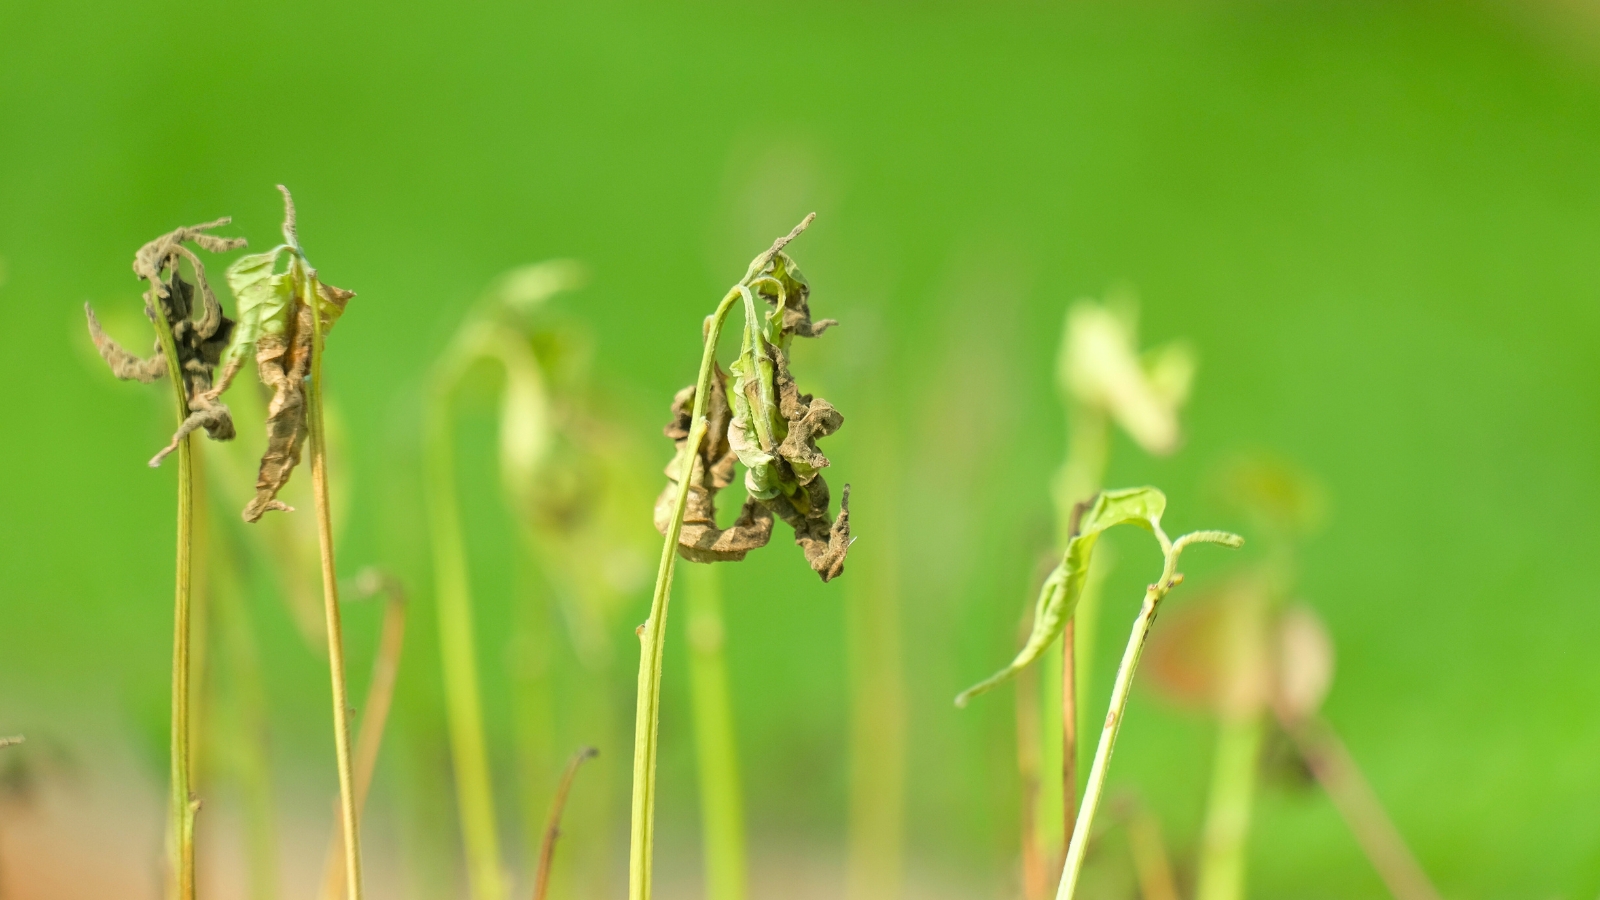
[313, 277, 355, 333]
[654, 371, 774, 561]
[956, 487, 1166, 706]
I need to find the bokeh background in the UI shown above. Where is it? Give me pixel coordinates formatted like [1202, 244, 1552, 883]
[4, 1, 1600, 898]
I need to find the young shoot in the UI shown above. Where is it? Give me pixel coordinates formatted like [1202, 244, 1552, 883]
[954, 487, 1241, 900]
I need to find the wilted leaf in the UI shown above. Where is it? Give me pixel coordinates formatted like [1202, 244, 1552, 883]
[955, 487, 1166, 706]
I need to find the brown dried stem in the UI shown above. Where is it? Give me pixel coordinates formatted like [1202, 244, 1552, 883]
[532, 747, 599, 900]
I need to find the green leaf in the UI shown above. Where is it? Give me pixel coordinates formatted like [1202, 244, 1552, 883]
[222, 247, 293, 367]
[955, 487, 1166, 707]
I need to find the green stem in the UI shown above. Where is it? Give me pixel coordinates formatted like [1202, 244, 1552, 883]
[306, 270, 364, 900]
[630, 285, 742, 900]
[684, 562, 747, 900]
[1195, 713, 1264, 900]
[150, 290, 196, 900]
[425, 383, 506, 900]
[1056, 530, 1230, 900]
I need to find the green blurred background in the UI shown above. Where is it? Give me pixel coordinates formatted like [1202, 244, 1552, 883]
[4, 1, 1600, 897]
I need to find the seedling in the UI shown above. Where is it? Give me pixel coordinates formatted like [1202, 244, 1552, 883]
[84, 217, 246, 900]
[955, 487, 1241, 900]
[1029, 295, 1193, 890]
[223, 186, 364, 900]
[632, 213, 850, 900]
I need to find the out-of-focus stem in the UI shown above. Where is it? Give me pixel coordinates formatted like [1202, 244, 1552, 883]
[425, 385, 506, 900]
[845, 428, 905, 900]
[307, 269, 364, 900]
[685, 562, 748, 900]
[1015, 601, 1048, 900]
[1194, 713, 1264, 900]
[150, 291, 196, 900]
[320, 573, 408, 900]
[212, 531, 280, 900]
[533, 747, 599, 900]
[1286, 716, 1442, 900]
[1123, 799, 1178, 900]
[1048, 404, 1108, 867]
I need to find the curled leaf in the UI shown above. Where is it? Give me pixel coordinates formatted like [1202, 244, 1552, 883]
[654, 370, 774, 561]
[656, 239, 851, 581]
[956, 487, 1167, 706]
[85, 219, 247, 466]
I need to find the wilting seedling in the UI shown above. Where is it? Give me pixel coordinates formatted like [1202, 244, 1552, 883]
[221, 188, 355, 522]
[82, 216, 246, 900]
[654, 232, 851, 580]
[631, 214, 850, 900]
[85, 219, 248, 466]
[956, 487, 1242, 900]
[223, 186, 366, 900]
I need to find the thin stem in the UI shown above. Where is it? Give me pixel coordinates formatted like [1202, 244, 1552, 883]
[306, 269, 364, 900]
[1194, 712, 1265, 900]
[320, 574, 408, 900]
[149, 290, 196, 900]
[1286, 716, 1442, 900]
[1056, 530, 1227, 900]
[685, 563, 747, 900]
[1050, 404, 1108, 872]
[425, 378, 506, 900]
[630, 285, 743, 900]
[533, 748, 599, 900]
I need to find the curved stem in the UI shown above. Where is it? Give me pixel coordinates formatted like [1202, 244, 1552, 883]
[307, 269, 364, 900]
[629, 286, 743, 900]
[148, 289, 195, 900]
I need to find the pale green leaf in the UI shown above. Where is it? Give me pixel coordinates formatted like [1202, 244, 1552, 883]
[223, 247, 293, 367]
[955, 487, 1167, 706]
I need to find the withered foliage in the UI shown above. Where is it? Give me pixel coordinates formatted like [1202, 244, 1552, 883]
[223, 187, 355, 522]
[84, 219, 248, 466]
[653, 244, 852, 581]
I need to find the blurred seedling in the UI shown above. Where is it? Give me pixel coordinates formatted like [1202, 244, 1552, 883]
[1143, 454, 1438, 900]
[1146, 584, 1441, 899]
[222, 186, 364, 900]
[82, 217, 247, 900]
[1024, 293, 1195, 893]
[631, 213, 852, 900]
[956, 487, 1242, 900]
[425, 259, 593, 900]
